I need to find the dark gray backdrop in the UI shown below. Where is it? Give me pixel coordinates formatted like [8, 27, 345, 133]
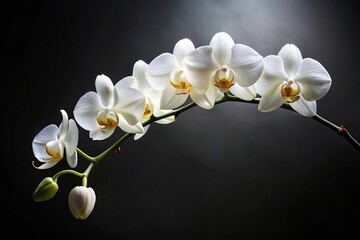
[3, 0, 360, 239]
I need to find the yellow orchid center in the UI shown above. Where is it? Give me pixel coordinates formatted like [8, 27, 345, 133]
[214, 66, 235, 92]
[142, 101, 152, 119]
[170, 69, 192, 95]
[281, 79, 301, 103]
[96, 110, 119, 130]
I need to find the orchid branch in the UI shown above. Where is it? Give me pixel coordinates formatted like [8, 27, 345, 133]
[81, 93, 359, 167]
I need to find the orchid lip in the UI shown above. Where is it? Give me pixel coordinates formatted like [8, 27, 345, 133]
[142, 102, 152, 119]
[170, 69, 192, 95]
[281, 79, 302, 103]
[96, 109, 119, 129]
[214, 67, 235, 92]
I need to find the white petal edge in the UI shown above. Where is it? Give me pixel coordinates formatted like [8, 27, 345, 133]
[209, 32, 234, 66]
[63, 119, 79, 166]
[153, 107, 175, 124]
[229, 44, 264, 87]
[189, 84, 217, 110]
[117, 114, 144, 134]
[113, 87, 145, 125]
[295, 58, 332, 101]
[32, 158, 60, 170]
[258, 84, 284, 112]
[183, 46, 218, 93]
[146, 53, 177, 91]
[66, 150, 78, 168]
[95, 74, 114, 107]
[115, 76, 138, 89]
[278, 44, 302, 78]
[89, 128, 115, 141]
[173, 38, 195, 68]
[73, 91, 104, 131]
[32, 124, 59, 161]
[132, 60, 153, 94]
[254, 55, 288, 96]
[159, 85, 188, 109]
[134, 125, 150, 141]
[230, 83, 256, 101]
[290, 95, 317, 117]
[59, 110, 69, 140]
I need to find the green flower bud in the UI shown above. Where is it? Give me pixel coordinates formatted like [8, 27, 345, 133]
[33, 177, 59, 202]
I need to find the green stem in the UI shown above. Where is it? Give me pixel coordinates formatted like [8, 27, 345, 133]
[52, 169, 84, 182]
[84, 162, 95, 176]
[77, 147, 96, 162]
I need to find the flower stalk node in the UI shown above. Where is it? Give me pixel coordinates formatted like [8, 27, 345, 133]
[339, 124, 348, 134]
[115, 146, 121, 154]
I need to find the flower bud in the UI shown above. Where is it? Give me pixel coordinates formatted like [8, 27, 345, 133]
[33, 177, 59, 202]
[68, 186, 96, 220]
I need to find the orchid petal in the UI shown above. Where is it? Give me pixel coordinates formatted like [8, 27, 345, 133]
[255, 55, 288, 96]
[147, 90, 162, 107]
[132, 60, 153, 94]
[32, 124, 59, 161]
[290, 95, 317, 117]
[160, 85, 188, 109]
[155, 116, 175, 124]
[229, 44, 264, 87]
[153, 105, 175, 122]
[73, 92, 104, 131]
[152, 103, 175, 123]
[115, 76, 138, 89]
[278, 44, 302, 78]
[258, 84, 284, 112]
[66, 150, 78, 168]
[295, 58, 332, 101]
[89, 128, 115, 141]
[113, 87, 145, 125]
[230, 83, 256, 101]
[173, 38, 195, 68]
[32, 158, 60, 170]
[63, 119, 79, 160]
[117, 114, 144, 134]
[58, 110, 69, 140]
[95, 74, 114, 107]
[209, 32, 234, 66]
[183, 46, 218, 92]
[189, 84, 217, 109]
[146, 53, 177, 90]
[134, 125, 150, 141]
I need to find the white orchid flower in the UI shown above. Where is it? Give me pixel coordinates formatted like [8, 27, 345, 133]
[73, 74, 145, 140]
[255, 44, 332, 117]
[68, 186, 96, 220]
[183, 32, 264, 108]
[146, 38, 218, 110]
[131, 60, 175, 140]
[32, 109, 79, 169]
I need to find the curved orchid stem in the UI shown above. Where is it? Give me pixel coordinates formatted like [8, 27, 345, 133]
[77, 93, 359, 167]
[221, 94, 360, 151]
[312, 114, 360, 151]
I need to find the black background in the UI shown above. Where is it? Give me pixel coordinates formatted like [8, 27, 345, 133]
[3, 0, 360, 239]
